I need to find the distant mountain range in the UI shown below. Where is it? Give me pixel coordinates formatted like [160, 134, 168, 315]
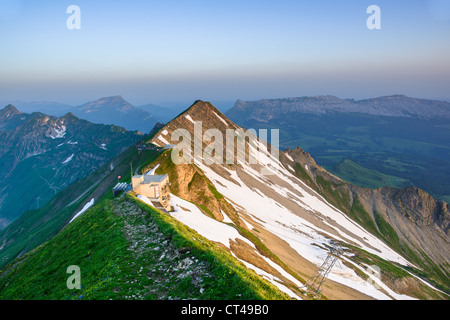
[0, 100, 73, 117]
[137, 103, 179, 123]
[0, 97, 180, 134]
[227, 95, 450, 122]
[72, 96, 157, 133]
[0, 97, 235, 133]
[0, 104, 144, 229]
[226, 95, 450, 204]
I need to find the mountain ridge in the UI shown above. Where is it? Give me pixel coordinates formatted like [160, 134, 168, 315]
[226, 95, 450, 204]
[0, 100, 448, 300]
[0, 104, 144, 228]
[284, 146, 449, 270]
[1, 104, 22, 116]
[146, 100, 449, 298]
[229, 95, 450, 121]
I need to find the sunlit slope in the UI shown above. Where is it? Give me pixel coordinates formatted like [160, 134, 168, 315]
[0, 195, 289, 300]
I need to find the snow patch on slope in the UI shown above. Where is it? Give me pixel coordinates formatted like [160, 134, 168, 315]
[221, 210, 233, 224]
[191, 147, 417, 299]
[185, 115, 195, 124]
[213, 111, 228, 126]
[168, 194, 303, 299]
[69, 198, 95, 223]
[285, 154, 294, 162]
[62, 154, 74, 164]
[158, 135, 170, 146]
[50, 125, 67, 139]
[169, 194, 252, 249]
[201, 163, 410, 266]
[238, 258, 301, 299]
[146, 164, 160, 176]
[137, 195, 155, 208]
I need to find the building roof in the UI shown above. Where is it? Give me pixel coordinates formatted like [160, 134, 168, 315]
[133, 174, 168, 185]
[113, 182, 129, 191]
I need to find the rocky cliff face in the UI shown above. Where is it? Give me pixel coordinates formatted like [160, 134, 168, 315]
[386, 187, 449, 229]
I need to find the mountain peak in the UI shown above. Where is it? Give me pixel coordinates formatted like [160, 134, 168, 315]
[186, 99, 217, 112]
[61, 112, 79, 120]
[2, 104, 22, 115]
[183, 99, 210, 109]
[77, 95, 134, 112]
[150, 100, 236, 148]
[181, 100, 232, 127]
[90, 95, 131, 107]
[0, 104, 26, 130]
[175, 100, 228, 124]
[0, 105, 23, 126]
[97, 95, 126, 103]
[73, 96, 156, 133]
[388, 94, 407, 99]
[312, 95, 341, 100]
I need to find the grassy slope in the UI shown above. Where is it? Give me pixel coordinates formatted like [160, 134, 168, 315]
[128, 194, 290, 300]
[332, 159, 410, 189]
[0, 194, 290, 300]
[0, 139, 161, 269]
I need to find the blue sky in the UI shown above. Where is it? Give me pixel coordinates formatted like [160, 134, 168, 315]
[0, 0, 449, 106]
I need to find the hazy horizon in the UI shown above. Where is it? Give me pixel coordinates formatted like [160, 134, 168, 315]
[1, 0, 449, 105]
[2, 94, 450, 115]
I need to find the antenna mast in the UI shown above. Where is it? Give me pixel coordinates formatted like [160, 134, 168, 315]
[130, 161, 133, 179]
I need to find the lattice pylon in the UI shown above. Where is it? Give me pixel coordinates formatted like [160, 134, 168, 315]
[302, 244, 343, 299]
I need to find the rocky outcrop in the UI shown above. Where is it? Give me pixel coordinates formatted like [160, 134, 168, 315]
[112, 198, 213, 300]
[384, 187, 449, 230]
